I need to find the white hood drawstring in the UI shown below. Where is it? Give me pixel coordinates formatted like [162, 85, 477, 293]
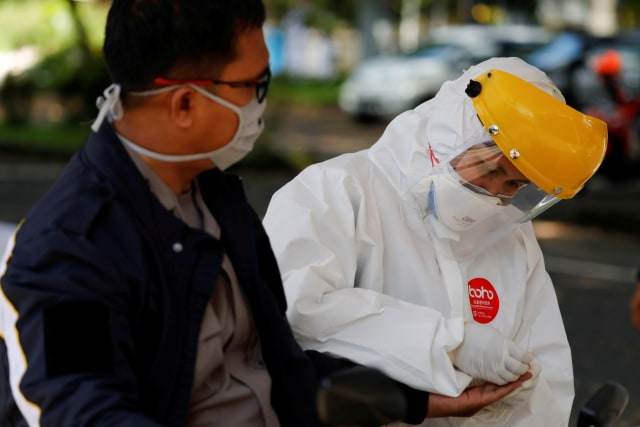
[91, 83, 123, 132]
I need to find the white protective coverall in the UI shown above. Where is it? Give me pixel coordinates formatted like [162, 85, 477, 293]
[262, 57, 573, 426]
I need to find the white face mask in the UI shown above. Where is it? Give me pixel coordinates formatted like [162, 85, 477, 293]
[92, 83, 266, 171]
[429, 172, 503, 232]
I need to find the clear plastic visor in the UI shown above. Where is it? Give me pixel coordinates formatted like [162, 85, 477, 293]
[441, 140, 561, 226]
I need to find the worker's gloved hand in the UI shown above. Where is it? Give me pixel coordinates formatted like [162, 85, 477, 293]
[451, 322, 533, 385]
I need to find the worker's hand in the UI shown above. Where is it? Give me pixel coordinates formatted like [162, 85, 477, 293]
[630, 278, 640, 331]
[426, 372, 533, 418]
[451, 322, 533, 385]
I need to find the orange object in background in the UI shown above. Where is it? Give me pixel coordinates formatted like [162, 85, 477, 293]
[594, 49, 622, 75]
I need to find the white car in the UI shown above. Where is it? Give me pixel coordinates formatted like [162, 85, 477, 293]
[339, 24, 554, 121]
[339, 42, 473, 121]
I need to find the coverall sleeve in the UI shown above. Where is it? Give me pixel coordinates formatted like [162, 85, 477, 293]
[263, 165, 469, 396]
[0, 230, 166, 427]
[479, 224, 573, 426]
[512, 225, 573, 425]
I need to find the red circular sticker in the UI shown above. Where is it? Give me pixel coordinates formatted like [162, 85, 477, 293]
[468, 278, 499, 324]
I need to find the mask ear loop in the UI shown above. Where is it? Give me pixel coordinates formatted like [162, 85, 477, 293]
[91, 84, 123, 132]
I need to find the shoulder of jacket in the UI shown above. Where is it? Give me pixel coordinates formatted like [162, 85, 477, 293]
[20, 161, 117, 242]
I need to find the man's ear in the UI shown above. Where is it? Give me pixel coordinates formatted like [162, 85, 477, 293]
[169, 88, 195, 127]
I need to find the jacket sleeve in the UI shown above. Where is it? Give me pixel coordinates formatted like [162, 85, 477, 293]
[263, 164, 469, 397]
[0, 229, 166, 427]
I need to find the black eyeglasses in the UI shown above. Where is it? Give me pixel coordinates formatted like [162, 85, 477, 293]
[153, 67, 271, 103]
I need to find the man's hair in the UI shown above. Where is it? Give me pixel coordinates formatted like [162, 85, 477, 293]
[103, 0, 266, 91]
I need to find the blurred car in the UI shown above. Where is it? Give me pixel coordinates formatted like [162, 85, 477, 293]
[527, 29, 640, 181]
[338, 24, 554, 122]
[524, 30, 616, 108]
[573, 31, 640, 181]
[338, 42, 473, 121]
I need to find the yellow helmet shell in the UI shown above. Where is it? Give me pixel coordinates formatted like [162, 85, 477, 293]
[466, 69, 607, 199]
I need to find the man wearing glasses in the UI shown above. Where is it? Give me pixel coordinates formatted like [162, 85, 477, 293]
[0, 2, 532, 426]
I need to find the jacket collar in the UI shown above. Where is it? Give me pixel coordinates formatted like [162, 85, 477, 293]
[83, 121, 207, 249]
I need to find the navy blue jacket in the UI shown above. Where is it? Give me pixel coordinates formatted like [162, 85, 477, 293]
[0, 123, 428, 426]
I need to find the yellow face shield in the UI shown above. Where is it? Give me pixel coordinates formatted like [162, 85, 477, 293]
[465, 69, 608, 199]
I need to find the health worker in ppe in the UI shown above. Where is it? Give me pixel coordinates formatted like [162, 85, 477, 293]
[262, 57, 607, 426]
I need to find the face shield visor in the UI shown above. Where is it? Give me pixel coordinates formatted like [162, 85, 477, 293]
[466, 69, 608, 200]
[423, 136, 559, 228]
[414, 69, 607, 259]
[416, 136, 560, 259]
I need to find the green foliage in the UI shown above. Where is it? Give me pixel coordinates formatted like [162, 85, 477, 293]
[269, 75, 343, 107]
[0, 0, 107, 54]
[0, 46, 111, 125]
[0, 1, 110, 125]
[0, 123, 88, 158]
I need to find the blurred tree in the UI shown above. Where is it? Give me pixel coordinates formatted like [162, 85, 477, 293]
[357, 0, 394, 58]
[66, 0, 92, 58]
[265, 0, 355, 23]
[0, 0, 110, 125]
